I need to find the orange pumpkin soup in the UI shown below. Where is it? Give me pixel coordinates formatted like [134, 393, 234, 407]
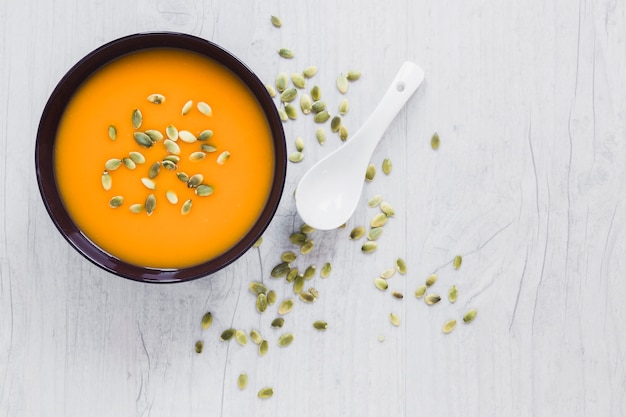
[54, 48, 275, 269]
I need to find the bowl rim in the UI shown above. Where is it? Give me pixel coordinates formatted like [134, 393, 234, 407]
[35, 32, 287, 283]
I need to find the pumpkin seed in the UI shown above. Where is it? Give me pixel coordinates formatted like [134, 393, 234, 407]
[166, 125, 178, 141]
[271, 262, 291, 278]
[197, 101, 212, 116]
[271, 317, 285, 328]
[179, 130, 196, 143]
[431, 132, 440, 150]
[448, 285, 458, 303]
[293, 274, 305, 293]
[316, 128, 326, 145]
[276, 72, 289, 92]
[453, 255, 463, 270]
[380, 202, 395, 216]
[265, 83, 277, 97]
[443, 319, 457, 334]
[249, 281, 267, 295]
[147, 93, 165, 104]
[303, 265, 316, 280]
[300, 240, 314, 254]
[365, 164, 376, 181]
[195, 184, 213, 197]
[164, 155, 180, 163]
[201, 144, 217, 153]
[370, 213, 388, 228]
[182, 100, 193, 115]
[198, 129, 213, 141]
[145, 129, 163, 142]
[129, 151, 145, 164]
[291, 73, 306, 89]
[361, 241, 377, 253]
[414, 285, 427, 298]
[105, 158, 121, 171]
[374, 277, 388, 291]
[382, 158, 392, 175]
[463, 309, 477, 323]
[368, 195, 382, 207]
[425, 273, 438, 287]
[285, 104, 298, 119]
[280, 87, 297, 103]
[338, 99, 349, 115]
[300, 223, 314, 234]
[256, 293, 268, 313]
[330, 115, 342, 132]
[339, 125, 349, 141]
[310, 85, 321, 101]
[181, 199, 193, 215]
[250, 329, 262, 345]
[220, 328, 235, 341]
[176, 172, 190, 182]
[101, 172, 112, 190]
[281, 251, 297, 263]
[123, 157, 136, 170]
[107, 125, 116, 141]
[381, 268, 396, 279]
[201, 312, 213, 330]
[187, 174, 204, 188]
[194, 340, 203, 354]
[311, 101, 326, 113]
[367, 227, 383, 241]
[346, 70, 361, 81]
[145, 193, 156, 216]
[424, 293, 441, 305]
[278, 48, 294, 59]
[320, 262, 332, 278]
[300, 94, 312, 114]
[189, 151, 206, 161]
[391, 291, 404, 299]
[164, 139, 181, 155]
[259, 340, 269, 356]
[313, 320, 327, 330]
[162, 190, 176, 205]
[396, 258, 407, 275]
[286, 268, 299, 282]
[217, 151, 231, 165]
[299, 291, 315, 303]
[141, 177, 156, 190]
[314, 110, 330, 123]
[290, 232, 307, 246]
[278, 298, 294, 314]
[109, 195, 123, 208]
[129, 203, 143, 213]
[337, 74, 349, 94]
[389, 313, 400, 327]
[161, 160, 177, 170]
[133, 132, 153, 148]
[235, 330, 247, 345]
[237, 373, 248, 390]
[270, 15, 282, 27]
[132, 108, 142, 129]
[278, 333, 294, 347]
[288, 151, 304, 163]
[303, 66, 317, 78]
[258, 387, 273, 399]
[267, 290, 276, 305]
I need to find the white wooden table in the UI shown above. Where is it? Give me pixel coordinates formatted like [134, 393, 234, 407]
[2, 0, 625, 416]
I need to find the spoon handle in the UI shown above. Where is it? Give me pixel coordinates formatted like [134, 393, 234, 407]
[355, 62, 424, 153]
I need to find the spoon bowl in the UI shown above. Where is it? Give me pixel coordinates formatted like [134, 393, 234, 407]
[295, 62, 425, 230]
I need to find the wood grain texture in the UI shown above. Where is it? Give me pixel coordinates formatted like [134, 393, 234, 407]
[1, 0, 625, 416]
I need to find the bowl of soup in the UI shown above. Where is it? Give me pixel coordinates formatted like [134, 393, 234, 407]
[36, 32, 287, 283]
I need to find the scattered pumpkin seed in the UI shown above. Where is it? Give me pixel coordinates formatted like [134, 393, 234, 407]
[259, 340, 269, 356]
[145, 129, 163, 142]
[131, 108, 142, 129]
[181, 199, 192, 215]
[309, 287, 319, 298]
[300, 94, 312, 114]
[453, 255, 463, 270]
[338, 99, 349, 115]
[200, 144, 217, 152]
[349, 226, 365, 240]
[374, 277, 388, 291]
[182, 100, 193, 115]
[316, 128, 326, 145]
[166, 125, 178, 140]
[237, 373, 248, 390]
[256, 293, 268, 313]
[367, 227, 383, 241]
[320, 262, 332, 278]
[197, 101, 212, 116]
[220, 328, 235, 341]
[380, 202, 395, 216]
[129, 204, 143, 213]
[381, 268, 396, 279]
[443, 319, 457, 334]
[133, 132, 152, 148]
[145, 193, 156, 216]
[194, 340, 203, 354]
[163, 190, 176, 205]
[217, 151, 231, 165]
[389, 313, 401, 327]
[235, 330, 247, 346]
[123, 157, 136, 170]
[109, 195, 124, 208]
[189, 151, 206, 161]
[278, 298, 294, 314]
[105, 158, 121, 171]
[258, 387, 273, 399]
[414, 285, 427, 298]
[368, 195, 382, 207]
[396, 258, 407, 275]
[129, 151, 145, 164]
[291, 73, 306, 89]
[187, 174, 203, 188]
[299, 291, 315, 303]
[281, 251, 297, 263]
[164, 139, 181, 155]
[275, 72, 289, 92]
[265, 83, 277, 97]
[163, 154, 180, 163]
[250, 329, 262, 345]
[101, 172, 112, 190]
[249, 281, 267, 295]
[370, 213, 388, 227]
[302, 66, 317, 78]
[336, 74, 349, 94]
[425, 273, 438, 287]
[330, 115, 342, 132]
[267, 290, 276, 305]
[339, 125, 349, 141]
[463, 309, 477, 324]
[382, 158, 392, 175]
[365, 164, 376, 181]
[195, 184, 213, 197]
[141, 177, 156, 190]
[346, 70, 362, 81]
[303, 265, 316, 279]
[448, 285, 458, 303]
[271, 317, 285, 328]
[300, 240, 314, 254]
[201, 312, 213, 330]
[270, 15, 282, 27]
[285, 103, 298, 120]
[313, 320, 327, 330]
[300, 223, 314, 234]
[278, 333, 294, 347]
[162, 159, 177, 170]
[271, 262, 291, 278]
[310, 85, 321, 101]
[431, 132, 440, 150]
[311, 101, 326, 113]
[176, 172, 189, 182]
[293, 274, 305, 293]
[290, 232, 307, 246]
[147, 93, 165, 104]
[391, 291, 404, 299]
[288, 151, 304, 163]
[107, 125, 116, 141]
[424, 293, 442, 305]
[197, 130, 213, 141]
[361, 241, 378, 253]
[280, 87, 297, 103]
[278, 48, 294, 59]
[314, 110, 330, 123]
[286, 268, 299, 282]
[179, 130, 196, 143]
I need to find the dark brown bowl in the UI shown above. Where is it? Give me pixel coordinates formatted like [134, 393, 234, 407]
[35, 32, 286, 283]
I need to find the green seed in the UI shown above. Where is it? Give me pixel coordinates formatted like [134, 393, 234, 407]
[258, 387, 273, 399]
[256, 293, 268, 313]
[129, 203, 143, 214]
[194, 340, 203, 354]
[320, 262, 332, 278]
[237, 373, 248, 390]
[220, 328, 235, 341]
[235, 329, 247, 345]
[448, 285, 458, 303]
[299, 291, 315, 303]
[189, 151, 206, 161]
[396, 258, 407, 275]
[338, 99, 349, 115]
[336, 74, 349, 94]
[300, 240, 314, 254]
[265, 83, 277, 97]
[374, 277, 388, 291]
[380, 268, 396, 279]
[187, 174, 203, 188]
[339, 125, 349, 141]
[330, 115, 342, 132]
[141, 177, 156, 190]
[303, 66, 317, 78]
[346, 70, 361, 81]
[101, 172, 112, 190]
[145, 193, 156, 216]
[165, 190, 178, 204]
[365, 164, 376, 181]
[129, 151, 145, 164]
[195, 184, 214, 197]
[278, 48, 294, 59]
[278, 298, 294, 314]
[349, 226, 365, 240]
[414, 285, 427, 298]
[176, 172, 189, 182]
[389, 313, 400, 327]
[182, 100, 193, 115]
[303, 265, 316, 280]
[201, 312, 213, 330]
[267, 290, 276, 305]
[271, 262, 291, 278]
[367, 227, 383, 241]
[313, 320, 327, 330]
[311, 101, 326, 113]
[288, 151, 304, 163]
[425, 273, 438, 287]
[166, 125, 178, 141]
[271, 317, 285, 328]
[443, 319, 457, 334]
[280, 87, 297, 103]
[291, 73, 306, 89]
[145, 129, 163, 142]
[109, 195, 123, 208]
[147, 93, 165, 104]
[276, 72, 289, 92]
[278, 108, 288, 122]
[164, 139, 181, 155]
[278, 333, 294, 347]
[431, 132, 440, 150]
[250, 329, 262, 344]
[361, 241, 377, 253]
[107, 125, 117, 141]
[382, 158, 392, 175]
[162, 160, 177, 170]
[131, 108, 142, 129]
[259, 340, 269, 356]
[200, 144, 217, 153]
[281, 251, 297, 262]
[197, 130, 213, 142]
[181, 199, 192, 215]
[270, 15, 282, 27]
[285, 103, 298, 120]
[249, 281, 267, 295]
[453, 255, 463, 270]
[293, 274, 305, 293]
[290, 232, 307, 246]
[463, 309, 477, 324]
[217, 151, 231, 165]
[370, 213, 388, 228]
[300, 223, 314, 234]
[316, 128, 326, 145]
[368, 195, 382, 207]
[164, 155, 180, 163]
[133, 132, 152, 148]
[123, 157, 136, 170]
[300, 94, 312, 114]
[105, 158, 122, 171]
[380, 202, 395, 216]
[197, 101, 212, 116]
[310, 85, 321, 101]
[425, 293, 441, 305]
[179, 130, 196, 143]
[314, 110, 330, 123]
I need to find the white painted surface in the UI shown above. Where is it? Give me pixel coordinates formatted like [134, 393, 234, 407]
[1, 0, 625, 416]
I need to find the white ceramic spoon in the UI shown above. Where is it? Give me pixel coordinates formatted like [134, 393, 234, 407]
[295, 61, 425, 230]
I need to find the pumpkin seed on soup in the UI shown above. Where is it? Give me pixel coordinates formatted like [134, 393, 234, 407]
[107, 125, 117, 141]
